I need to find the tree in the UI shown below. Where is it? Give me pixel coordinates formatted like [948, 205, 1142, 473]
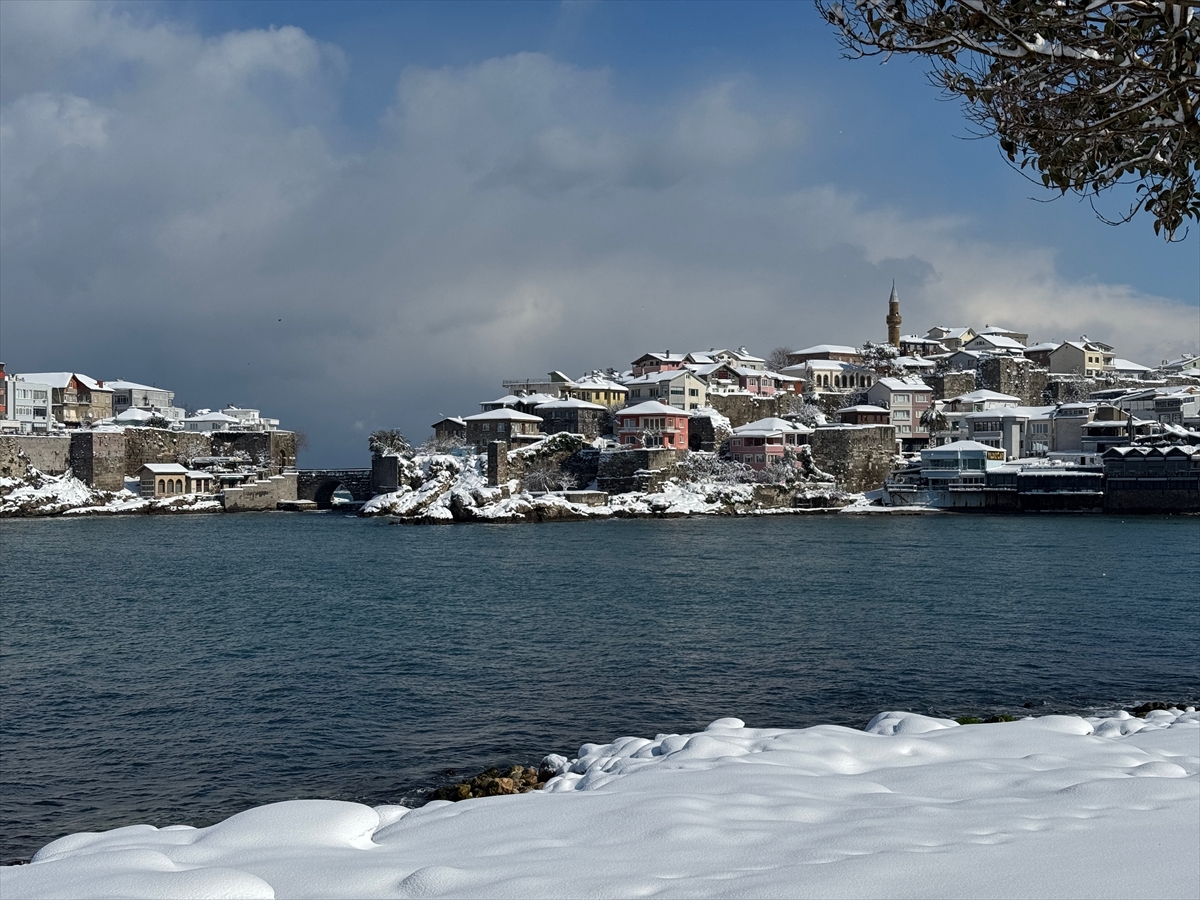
[816, 0, 1200, 239]
[861, 340, 902, 375]
[920, 405, 949, 434]
[368, 429, 413, 459]
[768, 346, 795, 371]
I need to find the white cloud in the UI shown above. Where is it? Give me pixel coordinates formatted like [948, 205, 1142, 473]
[0, 7, 1194, 463]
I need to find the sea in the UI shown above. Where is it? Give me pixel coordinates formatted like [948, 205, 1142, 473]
[2, 512, 1197, 863]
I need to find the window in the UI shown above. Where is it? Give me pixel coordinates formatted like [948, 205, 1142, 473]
[899, 425, 911, 434]
[631, 389, 641, 398]
[893, 394, 910, 404]
[688, 389, 698, 397]
[914, 394, 928, 403]
[1032, 423, 1049, 434]
[482, 423, 490, 432]
[670, 388, 684, 395]
[496, 422, 507, 433]
[892, 409, 910, 421]
[733, 438, 742, 446]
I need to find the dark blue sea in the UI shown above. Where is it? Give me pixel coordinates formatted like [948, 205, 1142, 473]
[2, 513, 1198, 862]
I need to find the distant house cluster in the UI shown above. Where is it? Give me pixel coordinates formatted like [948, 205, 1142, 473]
[0, 364, 282, 437]
[424, 284, 1199, 474]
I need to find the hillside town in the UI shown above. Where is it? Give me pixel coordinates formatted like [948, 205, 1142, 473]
[2, 285, 1199, 517]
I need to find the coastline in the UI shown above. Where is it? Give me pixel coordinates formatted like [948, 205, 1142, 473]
[5, 707, 1197, 899]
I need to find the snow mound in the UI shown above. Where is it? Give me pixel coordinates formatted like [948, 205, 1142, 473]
[5, 709, 1197, 899]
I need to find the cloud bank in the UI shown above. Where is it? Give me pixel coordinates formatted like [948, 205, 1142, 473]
[2, 1, 1194, 463]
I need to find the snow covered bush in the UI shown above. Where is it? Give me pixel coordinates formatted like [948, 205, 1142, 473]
[368, 429, 413, 459]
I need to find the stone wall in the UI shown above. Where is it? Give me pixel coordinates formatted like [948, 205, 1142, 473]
[222, 472, 298, 511]
[69, 432, 127, 491]
[211, 431, 296, 475]
[978, 357, 1049, 406]
[927, 371, 976, 401]
[487, 442, 509, 487]
[706, 394, 790, 428]
[596, 448, 681, 493]
[0, 434, 71, 478]
[122, 429, 212, 472]
[809, 425, 897, 492]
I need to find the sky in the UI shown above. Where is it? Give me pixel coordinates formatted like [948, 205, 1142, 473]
[2, 0, 1197, 466]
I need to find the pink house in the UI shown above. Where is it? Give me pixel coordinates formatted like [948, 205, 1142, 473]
[617, 400, 690, 449]
[728, 418, 813, 469]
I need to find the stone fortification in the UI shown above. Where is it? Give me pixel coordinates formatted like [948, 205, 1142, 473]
[927, 372, 976, 401]
[121, 429, 212, 473]
[596, 448, 681, 494]
[211, 431, 296, 475]
[978, 358, 1049, 406]
[69, 432, 128, 491]
[809, 425, 897, 492]
[0, 435, 71, 478]
[222, 472, 299, 512]
[705, 394, 792, 428]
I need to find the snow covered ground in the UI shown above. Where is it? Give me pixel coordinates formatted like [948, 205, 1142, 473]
[5, 709, 1196, 899]
[0, 469, 221, 517]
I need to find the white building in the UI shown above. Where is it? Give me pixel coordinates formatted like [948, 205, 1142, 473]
[622, 369, 707, 411]
[2, 374, 55, 433]
[221, 407, 280, 431]
[106, 380, 182, 421]
[184, 411, 240, 433]
[920, 440, 1007, 488]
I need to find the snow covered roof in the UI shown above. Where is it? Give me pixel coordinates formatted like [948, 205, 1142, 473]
[535, 398, 607, 411]
[16, 372, 109, 391]
[104, 380, 166, 391]
[875, 377, 931, 391]
[836, 405, 889, 414]
[734, 417, 812, 435]
[963, 406, 1055, 419]
[924, 440, 999, 454]
[1112, 358, 1152, 373]
[431, 416, 466, 427]
[632, 352, 688, 364]
[114, 408, 154, 421]
[187, 412, 240, 422]
[799, 359, 871, 373]
[926, 326, 973, 339]
[967, 334, 1025, 350]
[517, 393, 559, 405]
[139, 463, 188, 474]
[483, 394, 522, 406]
[463, 409, 543, 422]
[574, 374, 627, 391]
[894, 357, 936, 368]
[619, 400, 686, 417]
[623, 370, 697, 385]
[792, 345, 860, 356]
[1025, 341, 1061, 353]
[950, 390, 1021, 403]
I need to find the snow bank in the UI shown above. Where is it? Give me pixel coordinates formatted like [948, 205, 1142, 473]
[5, 710, 1197, 899]
[0, 468, 222, 517]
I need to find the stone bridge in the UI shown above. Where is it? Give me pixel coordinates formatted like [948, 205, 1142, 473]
[297, 469, 376, 508]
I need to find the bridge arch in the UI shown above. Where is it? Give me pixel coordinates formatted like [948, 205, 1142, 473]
[296, 469, 375, 509]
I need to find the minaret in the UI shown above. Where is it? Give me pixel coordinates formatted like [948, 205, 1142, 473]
[886, 280, 902, 347]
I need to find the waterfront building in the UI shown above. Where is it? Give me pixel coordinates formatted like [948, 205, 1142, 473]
[1, 372, 55, 433]
[728, 418, 812, 469]
[616, 401, 689, 449]
[462, 408, 543, 450]
[14, 372, 112, 427]
[919, 440, 1007, 488]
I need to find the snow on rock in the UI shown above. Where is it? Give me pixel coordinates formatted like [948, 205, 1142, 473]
[0, 468, 222, 517]
[5, 710, 1197, 899]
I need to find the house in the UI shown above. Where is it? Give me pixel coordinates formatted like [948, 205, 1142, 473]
[535, 398, 608, 438]
[893, 356, 937, 375]
[501, 371, 576, 398]
[866, 377, 933, 450]
[835, 405, 891, 426]
[785, 345, 862, 366]
[462, 408, 543, 450]
[944, 390, 1021, 412]
[571, 372, 629, 407]
[920, 440, 1007, 488]
[431, 416, 466, 443]
[897, 335, 947, 356]
[15, 372, 113, 427]
[691, 348, 767, 371]
[513, 393, 559, 416]
[137, 463, 212, 498]
[183, 411, 239, 433]
[1023, 341, 1061, 368]
[728, 418, 812, 469]
[782, 359, 876, 393]
[963, 406, 1057, 459]
[977, 325, 1029, 346]
[221, 407, 279, 431]
[630, 352, 688, 377]
[1111, 359, 1154, 380]
[623, 369, 707, 410]
[1049, 339, 1116, 377]
[2, 372, 55, 433]
[963, 333, 1027, 356]
[687, 362, 792, 396]
[1155, 353, 1199, 375]
[924, 327, 977, 352]
[616, 401, 689, 449]
[106, 380, 181, 421]
[480, 394, 523, 412]
[938, 349, 984, 371]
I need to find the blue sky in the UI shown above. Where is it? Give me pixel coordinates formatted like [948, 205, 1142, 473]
[2, 0, 1196, 464]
